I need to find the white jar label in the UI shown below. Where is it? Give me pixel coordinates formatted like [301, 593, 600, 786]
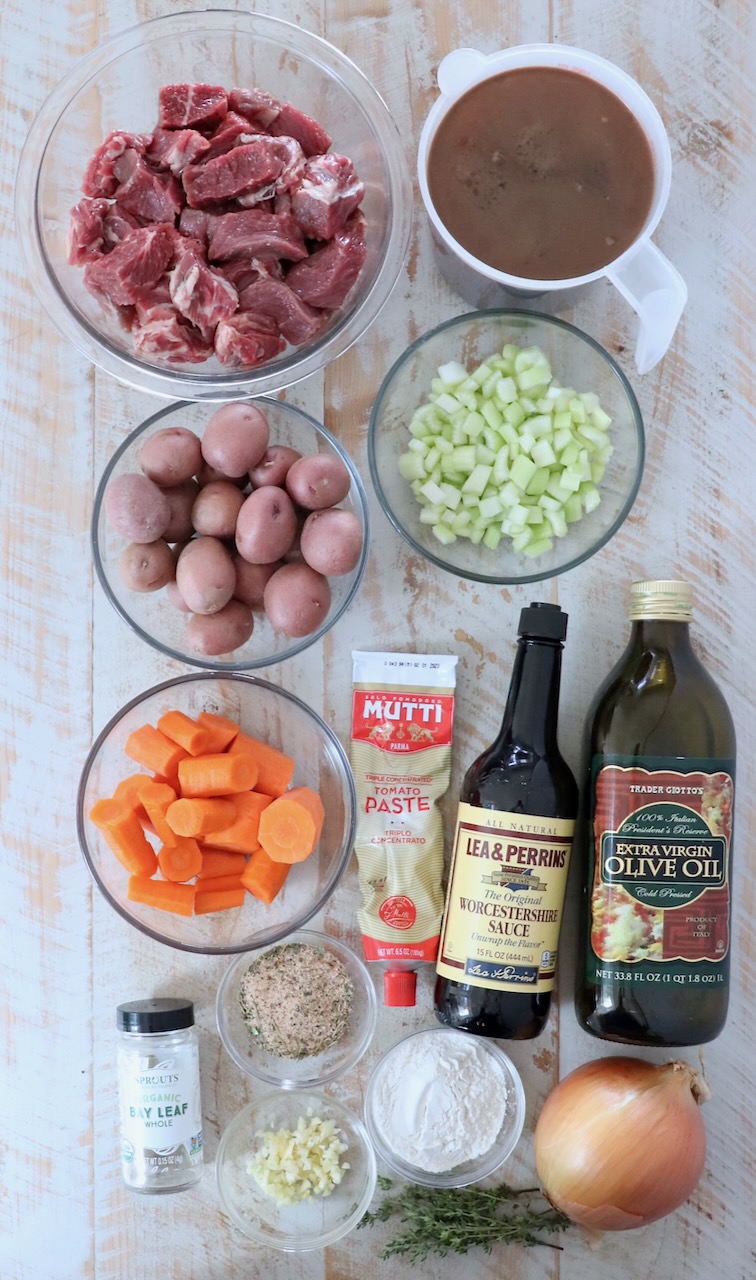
[117, 1048, 202, 1150]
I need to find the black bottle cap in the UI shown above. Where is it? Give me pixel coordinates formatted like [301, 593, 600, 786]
[117, 997, 195, 1033]
[518, 601, 568, 641]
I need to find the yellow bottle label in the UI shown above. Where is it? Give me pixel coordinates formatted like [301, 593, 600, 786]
[436, 802, 575, 993]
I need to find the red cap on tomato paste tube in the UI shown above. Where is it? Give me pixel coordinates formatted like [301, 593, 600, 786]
[384, 969, 417, 1007]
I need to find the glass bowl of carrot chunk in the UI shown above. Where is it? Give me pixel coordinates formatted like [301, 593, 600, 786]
[76, 672, 356, 953]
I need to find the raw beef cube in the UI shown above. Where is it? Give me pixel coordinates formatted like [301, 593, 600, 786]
[169, 238, 239, 338]
[228, 87, 282, 130]
[237, 277, 324, 345]
[218, 256, 283, 291]
[207, 209, 308, 262]
[134, 279, 172, 324]
[133, 310, 214, 364]
[178, 207, 212, 244]
[290, 153, 364, 240]
[67, 198, 110, 264]
[287, 210, 367, 308]
[82, 131, 153, 198]
[214, 312, 285, 368]
[102, 205, 143, 247]
[270, 103, 332, 157]
[235, 137, 305, 204]
[182, 139, 287, 208]
[158, 84, 228, 130]
[113, 149, 183, 223]
[148, 127, 211, 176]
[83, 224, 175, 307]
[203, 112, 265, 160]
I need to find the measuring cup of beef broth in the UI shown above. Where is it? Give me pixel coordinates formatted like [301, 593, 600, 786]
[418, 45, 687, 374]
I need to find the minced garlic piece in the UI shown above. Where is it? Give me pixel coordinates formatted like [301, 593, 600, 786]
[248, 1111, 350, 1204]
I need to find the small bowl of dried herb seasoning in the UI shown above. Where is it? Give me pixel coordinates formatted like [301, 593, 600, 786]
[216, 1089, 376, 1250]
[216, 928, 377, 1088]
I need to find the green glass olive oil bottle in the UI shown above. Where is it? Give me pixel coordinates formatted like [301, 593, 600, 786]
[576, 580, 736, 1046]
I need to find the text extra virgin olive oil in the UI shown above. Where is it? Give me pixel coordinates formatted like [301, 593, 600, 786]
[435, 602, 578, 1039]
[576, 580, 736, 1046]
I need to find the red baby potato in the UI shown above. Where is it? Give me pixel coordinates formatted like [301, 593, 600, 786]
[165, 579, 191, 612]
[263, 563, 332, 638]
[195, 459, 249, 488]
[119, 539, 175, 592]
[201, 403, 270, 477]
[233, 557, 280, 609]
[236, 486, 298, 564]
[187, 600, 254, 656]
[300, 508, 363, 576]
[285, 454, 351, 511]
[175, 536, 236, 615]
[161, 479, 200, 542]
[104, 472, 172, 543]
[249, 445, 302, 489]
[138, 427, 202, 486]
[191, 481, 246, 538]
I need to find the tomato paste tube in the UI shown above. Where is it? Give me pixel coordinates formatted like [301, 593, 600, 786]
[351, 651, 458, 1005]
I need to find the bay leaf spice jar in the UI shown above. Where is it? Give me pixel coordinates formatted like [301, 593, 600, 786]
[116, 998, 204, 1193]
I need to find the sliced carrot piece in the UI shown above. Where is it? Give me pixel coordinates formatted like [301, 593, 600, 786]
[194, 873, 245, 892]
[258, 786, 325, 863]
[157, 838, 203, 883]
[196, 710, 240, 753]
[177, 751, 258, 798]
[228, 731, 294, 798]
[89, 799, 157, 877]
[137, 779, 178, 848]
[166, 796, 237, 838]
[198, 849, 249, 878]
[157, 710, 211, 756]
[203, 790, 271, 854]
[112, 773, 154, 832]
[124, 724, 188, 779]
[128, 875, 195, 916]
[241, 847, 291, 905]
[194, 887, 246, 915]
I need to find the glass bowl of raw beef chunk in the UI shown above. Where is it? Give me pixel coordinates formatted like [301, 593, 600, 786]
[92, 397, 370, 669]
[16, 10, 412, 399]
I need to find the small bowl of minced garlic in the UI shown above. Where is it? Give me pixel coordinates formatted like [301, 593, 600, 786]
[215, 928, 378, 1088]
[216, 1089, 376, 1250]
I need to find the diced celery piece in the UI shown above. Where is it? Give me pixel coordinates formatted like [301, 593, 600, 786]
[435, 391, 462, 415]
[500, 343, 519, 369]
[469, 527, 485, 545]
[582, 484, 601, 514]
[424, 446, 440, 471]
[569, 396, 587, 424]
[580, 391, 600, 411]
[545, 509, 568, 538]
[452, 509, 473, 533]
[492, 449, 510, 485]
[419, 478, 446, 506]
[591, 461, 606, 484]
[432, 523, 457, 546]
[461, 492, 479, 508]
[475, 444, 496, 466]
[450, 423, 467, 446]
[552, 409, 573, 432]
[483, 427, 504, 453]
[430, 377, 444, 396]
[439, 483, 462, 510]
[494, 375, 518, 406]
[525, 506, 545, 524]
[498, 480, 521, 508]
[512, 528, 533, 552]
[481, 371, 500, 399]
[564, 494, 583, 523]
[517, 364, 551, 392]
[483, 525, 502, 550]
[437, 359, 468, 386]
[523, 536, 553, 557]
[517, 430, 536, 455]
[440, 507, 456, 527]
[435, 436, 453, 455]
[591, 407, 612, 430]
[503, 401, 527, 429]
[560, 467, 583, 494]
[525, 467, 550, 496]
[538, 493, 561, 512]
[398, 452, 427, 481]
[559, 442, 580, 466]
[507, 503, 529, 530]
[479, 494, 503, 520]
[456, 391, 478, 412]
[546, 476, 573, 503]
[480, 399, 503, 431]
[470, 361, 493, 386]
[577, 423, 609, 448]
[528, 414, 554, 439]
[419, 506, 442, 524]
[531, 439, 557, 468]
[463, 410, 486, 439]
[459, 375, 479, 395]
[510, 454, 537, 491]
[408, 437, 429, 455]
[461, 463, 493, 496]
[553, 426, 574, 452]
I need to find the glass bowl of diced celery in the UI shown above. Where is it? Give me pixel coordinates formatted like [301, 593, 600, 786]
[368, 309, 644, 584]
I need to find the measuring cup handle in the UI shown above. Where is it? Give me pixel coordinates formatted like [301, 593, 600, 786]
[605, 240, 687, 375]
[437, 48, 489, 95]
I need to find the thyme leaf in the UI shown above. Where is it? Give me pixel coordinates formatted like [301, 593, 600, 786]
[358, 1178, 572, 1263]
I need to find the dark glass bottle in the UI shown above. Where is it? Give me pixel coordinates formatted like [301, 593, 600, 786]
[434, 602, 578, 1039]
[576, 580, 736, 1046]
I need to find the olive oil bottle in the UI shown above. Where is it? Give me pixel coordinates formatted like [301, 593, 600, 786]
[435, 602, 578, 1039]
[576, 580, 736, 1046]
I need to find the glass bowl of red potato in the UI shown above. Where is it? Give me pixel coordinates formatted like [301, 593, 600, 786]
[16, 9, 412, 400]
[76, 672, 356, 953]
[92, 397, 369, 669]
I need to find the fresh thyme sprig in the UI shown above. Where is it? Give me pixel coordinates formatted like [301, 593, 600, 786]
[358, 1176, 571, 1263]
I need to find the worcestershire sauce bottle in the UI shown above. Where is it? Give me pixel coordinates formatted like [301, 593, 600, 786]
[435, 602, 578, 1039]
[576, 580, 736, 1046]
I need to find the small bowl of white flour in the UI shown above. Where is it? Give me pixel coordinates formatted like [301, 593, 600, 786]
[363, 1026, 525, 1187]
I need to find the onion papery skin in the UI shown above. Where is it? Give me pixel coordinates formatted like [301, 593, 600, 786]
[534, 1056, 708, 1231]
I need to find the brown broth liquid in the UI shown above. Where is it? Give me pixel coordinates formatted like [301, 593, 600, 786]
[427, 67, 655, 280]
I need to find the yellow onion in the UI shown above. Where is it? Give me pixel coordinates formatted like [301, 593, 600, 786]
[534, 1056, 709, 1231]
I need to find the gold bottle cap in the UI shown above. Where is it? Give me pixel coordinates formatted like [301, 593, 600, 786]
[629, 579, 693, 621]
